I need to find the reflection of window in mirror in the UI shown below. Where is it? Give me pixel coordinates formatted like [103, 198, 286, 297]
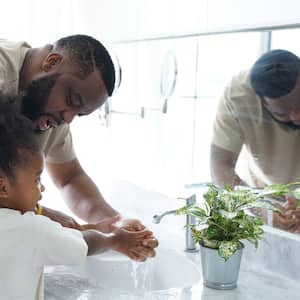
[196, 32, 261, 97]
[271, 28, 300, 55]
[194, 31, 261, 184]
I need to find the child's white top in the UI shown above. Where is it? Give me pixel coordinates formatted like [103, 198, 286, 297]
[0, 209, 88, 300]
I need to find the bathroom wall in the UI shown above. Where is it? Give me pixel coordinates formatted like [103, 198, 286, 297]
[70, 0, 300, 44]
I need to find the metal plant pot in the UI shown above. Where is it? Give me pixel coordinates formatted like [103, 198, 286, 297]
[200, 244, 243, 290]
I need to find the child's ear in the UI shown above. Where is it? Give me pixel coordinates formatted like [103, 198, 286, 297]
[0, 177, 10, 198]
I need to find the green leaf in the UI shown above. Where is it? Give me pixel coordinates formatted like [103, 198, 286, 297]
[265, 183, 290, 196]
[218, 241, 242, 261]
[247, 200, 281, 212]
[174, 181, 279, 257]
[292, 188, 300, 200]
[266, 181, 300, 197]
[176, 204, 209, 219]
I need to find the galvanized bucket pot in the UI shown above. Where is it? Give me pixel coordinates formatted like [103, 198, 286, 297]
[200, 244, 243, 290]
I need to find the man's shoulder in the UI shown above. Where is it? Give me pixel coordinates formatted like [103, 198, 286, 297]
[0, 39, 30, 48]
[0, 39, 31, 62]
[230, 70, 252, 91]
[0, 39, 31, 93]
[225, 69, 260, 107]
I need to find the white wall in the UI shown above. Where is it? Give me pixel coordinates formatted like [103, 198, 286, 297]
[71, 0, 300, 43]
[206, 0, 300, 33]
[0, 0, 75, 45]
[1, 1, 299, 46]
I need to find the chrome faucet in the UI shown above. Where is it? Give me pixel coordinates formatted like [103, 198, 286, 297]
[152, 193, 198, 253]
[152, 209, 177, 224]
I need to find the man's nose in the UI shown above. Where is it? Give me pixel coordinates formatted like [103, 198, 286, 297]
[289, 110, 300, 122]
[63, 111, 77, 124]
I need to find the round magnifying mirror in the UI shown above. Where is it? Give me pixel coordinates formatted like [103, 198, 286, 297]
[160, 51, 178, 113]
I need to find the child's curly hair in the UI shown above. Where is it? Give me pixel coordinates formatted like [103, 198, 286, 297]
[0, 93, 40, 182]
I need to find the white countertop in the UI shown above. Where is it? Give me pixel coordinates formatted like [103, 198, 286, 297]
[44, 180, 300, 299]
[44, 251, 299, 300]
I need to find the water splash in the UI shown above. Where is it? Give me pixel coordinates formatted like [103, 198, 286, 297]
[131, 260, 139, 289]
[130, 258, 156, 290]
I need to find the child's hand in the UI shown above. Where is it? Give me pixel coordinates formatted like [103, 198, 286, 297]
[81, 217, 159, 261]
[117, 218, 159, 261]
[111, 227, 157, 262]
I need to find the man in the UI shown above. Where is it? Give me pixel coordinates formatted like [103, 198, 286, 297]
[0, 35, 158, 260]
[210, 49, 300, 232]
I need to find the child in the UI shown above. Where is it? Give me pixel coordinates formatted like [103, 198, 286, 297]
[0, 100, 153, 299]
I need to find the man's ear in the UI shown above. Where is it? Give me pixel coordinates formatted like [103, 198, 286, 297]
[42, 52, 63, 72]
[0, 177, 10, 198]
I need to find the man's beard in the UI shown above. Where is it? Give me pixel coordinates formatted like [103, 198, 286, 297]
[21, 73, 61, 124]
[262, 99, 300, 130]
[267, 111, 300, 130]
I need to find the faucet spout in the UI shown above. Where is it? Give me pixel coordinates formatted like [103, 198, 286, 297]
[152, 210, 177, 224]
[153, 194, 199, 253]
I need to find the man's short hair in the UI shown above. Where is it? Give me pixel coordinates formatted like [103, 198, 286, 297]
[55, 34, 116, 96]
[0, 94, 39, 182]
[250, 49, 300, 98]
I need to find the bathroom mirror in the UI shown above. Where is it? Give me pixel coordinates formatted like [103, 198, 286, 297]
[201, 27, 300, 235]
[88, 26, 300, 239]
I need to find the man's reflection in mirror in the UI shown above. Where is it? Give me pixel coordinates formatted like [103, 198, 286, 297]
[210, 49, 300, 233]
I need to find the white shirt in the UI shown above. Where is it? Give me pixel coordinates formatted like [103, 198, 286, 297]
[0, 209, 88, 300]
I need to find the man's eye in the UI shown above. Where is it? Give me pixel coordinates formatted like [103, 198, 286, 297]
[273, 113, 289, 120]
[67, 92, 82, 108]
[274, 112, 288, 117]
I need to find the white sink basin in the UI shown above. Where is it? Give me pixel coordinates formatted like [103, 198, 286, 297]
[44, 247, 200, 296]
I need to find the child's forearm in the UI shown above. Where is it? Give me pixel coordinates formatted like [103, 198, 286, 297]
[82, 230, 115, 255]
[38, 205, 82, 230]
[79, 224, 98, 231]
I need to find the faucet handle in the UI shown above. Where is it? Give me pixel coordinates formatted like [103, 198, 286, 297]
[177, 194, 196, 205]
[184, 182, 210, 189]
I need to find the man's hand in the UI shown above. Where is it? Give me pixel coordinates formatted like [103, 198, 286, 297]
[272, 195, 300, 232]
[118, 218, 146, 231]
[80, 215, 121, 233]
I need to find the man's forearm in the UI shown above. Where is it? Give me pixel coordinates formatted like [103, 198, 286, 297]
[210, 144, 244, 188]
[211, 164, 243, 188]
[82, 230, 113, 256]
[59, 172, 119, 223]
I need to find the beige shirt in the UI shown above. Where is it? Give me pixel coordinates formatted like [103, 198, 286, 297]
[0, 39, 76, 163]
[212, 70, 300, 187]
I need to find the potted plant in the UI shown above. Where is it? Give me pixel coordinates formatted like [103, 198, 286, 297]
[176, 183, 282, 290]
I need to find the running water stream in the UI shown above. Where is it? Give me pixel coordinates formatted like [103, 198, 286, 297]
[130, 259, 153, 289]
